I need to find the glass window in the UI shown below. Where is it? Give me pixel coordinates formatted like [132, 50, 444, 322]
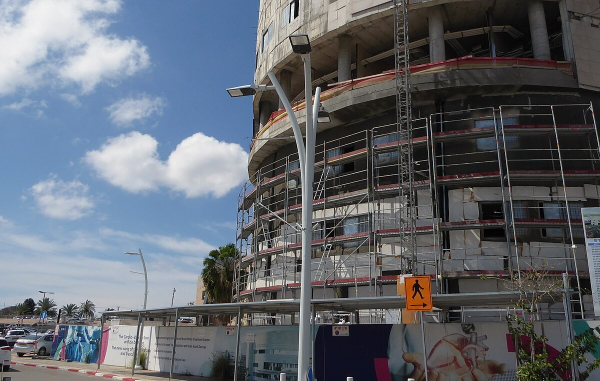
[326, 147, 342, 175]
[542, 201, 584, 238]
[373, 132, 399, 165]
[343, 215, 369, 235]
[261, 22, 274, 53]
[476, 117, 518, 151]
[281, 4, 290, 28]
[291, 0, 299, 21]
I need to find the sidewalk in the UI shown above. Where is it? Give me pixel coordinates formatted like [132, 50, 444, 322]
[10, 353, 211, 381]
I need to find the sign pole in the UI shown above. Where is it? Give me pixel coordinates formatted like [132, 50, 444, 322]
[420, 311, 429, 381]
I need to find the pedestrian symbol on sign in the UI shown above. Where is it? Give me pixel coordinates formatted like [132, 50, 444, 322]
[404, 276, 433, 311]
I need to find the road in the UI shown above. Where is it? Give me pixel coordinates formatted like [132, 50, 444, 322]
[2, 363, 99, 381]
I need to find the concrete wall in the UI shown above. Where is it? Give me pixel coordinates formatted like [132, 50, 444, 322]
[568, 0, 600, 90]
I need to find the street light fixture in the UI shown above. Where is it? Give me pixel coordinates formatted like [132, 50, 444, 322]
[228, 33, 326, 381]
[38, 290, 54, 322]
[289, 34, 312, 54]
[317, 105, 331, 124]
[226, 84, 275, 98]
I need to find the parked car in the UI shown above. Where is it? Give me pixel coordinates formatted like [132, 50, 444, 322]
[0, 338, 10, 371]
[3, 329, 29, 346]
[13, 334, 54, 357]
[178, 317, 194, 323]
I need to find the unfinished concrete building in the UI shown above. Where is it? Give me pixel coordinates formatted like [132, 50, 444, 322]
[235, 0, 600, 322]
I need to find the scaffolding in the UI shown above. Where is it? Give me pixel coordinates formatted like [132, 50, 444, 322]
[235, 100, 600, 322]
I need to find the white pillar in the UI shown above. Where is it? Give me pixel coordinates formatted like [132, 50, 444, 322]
[428, 6, 446, 63]
[338, 34, 352, 82]
[528, 0, 551, 60]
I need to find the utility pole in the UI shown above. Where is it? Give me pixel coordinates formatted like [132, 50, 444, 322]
[171, 288, 176, 307]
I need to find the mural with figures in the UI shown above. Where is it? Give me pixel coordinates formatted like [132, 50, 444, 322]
[51, 325, 104, 364]
[51, 321, 600, 380]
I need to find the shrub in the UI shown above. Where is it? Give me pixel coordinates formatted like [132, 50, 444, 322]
[210, 353, 233, 381]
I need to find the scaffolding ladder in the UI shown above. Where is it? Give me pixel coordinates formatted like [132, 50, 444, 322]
[394, 0, 416, 274]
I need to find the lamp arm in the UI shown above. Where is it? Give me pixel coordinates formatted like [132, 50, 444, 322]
[267, 71, 306, 188]
[312, 87, 321, 143]
[138, 248, 148, 310]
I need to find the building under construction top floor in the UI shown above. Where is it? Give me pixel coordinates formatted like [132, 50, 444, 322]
[234, 0, 600, 324]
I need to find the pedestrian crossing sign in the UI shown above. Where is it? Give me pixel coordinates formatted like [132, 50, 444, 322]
[404, 276, 433, 311]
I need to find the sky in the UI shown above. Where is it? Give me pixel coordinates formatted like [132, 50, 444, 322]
[0, 0, 260, 313]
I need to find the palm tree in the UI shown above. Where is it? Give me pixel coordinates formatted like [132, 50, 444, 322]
[35, 297, 57, 317]
[15, 303, 28, 316]
[79, 300, 96, 320]
[201, 243, 239, 304]
[61, 303, 79, 318]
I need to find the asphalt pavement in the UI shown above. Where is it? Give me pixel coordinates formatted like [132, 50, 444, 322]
[8, 353, 211, 381]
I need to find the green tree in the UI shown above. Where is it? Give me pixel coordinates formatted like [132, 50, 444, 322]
[491, 268, 600, 380]
[23, 298, 35, 315]
[201, 243, 239, 304]
[35, 297, 57, 317]
[61, 303, 79, 318]
[79, 300, 96, 320]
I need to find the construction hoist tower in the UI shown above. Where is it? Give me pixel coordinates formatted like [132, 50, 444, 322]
[394, 0, 416, 274]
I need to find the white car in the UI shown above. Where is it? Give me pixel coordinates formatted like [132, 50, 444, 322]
[3, 329, 28, 346]
[14, 334, 54, 357]
[0, 338, 10, 371]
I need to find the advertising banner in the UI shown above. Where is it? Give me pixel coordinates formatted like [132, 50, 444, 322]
[582, 207, 600, 316]
[97, 321, 600, 380]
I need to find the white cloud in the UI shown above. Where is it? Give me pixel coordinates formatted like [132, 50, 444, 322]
[0, 216, 13, 228]
[0, 223, 206, 310]
[2, 97, 47, 114]
[100, 228, 215, 255]
[30, 176, 95, 220]
[83, 132, 164, 193]
[106, 94, 165, 127]
[60, 93, 80, 106]
[2, 98, 34, 110]
[84, 131, 248, 198]
[0, 0, 150, 96]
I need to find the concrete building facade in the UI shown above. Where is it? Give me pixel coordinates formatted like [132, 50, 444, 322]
[235, 0, 600, 322]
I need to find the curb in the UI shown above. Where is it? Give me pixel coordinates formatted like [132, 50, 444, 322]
[11, 361, 141, 381]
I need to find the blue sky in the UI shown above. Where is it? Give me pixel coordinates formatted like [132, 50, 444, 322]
[0, 0, 259, 312]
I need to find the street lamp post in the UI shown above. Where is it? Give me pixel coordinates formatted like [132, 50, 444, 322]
[228, 34, 326, 381]
[125, 249, 148, 374]
[125, 249, 148, 310]
[38, 290, 54, 323]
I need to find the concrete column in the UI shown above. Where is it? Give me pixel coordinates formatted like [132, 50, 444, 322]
[338, 34, 352, 82]
[356, 44, 368, 78]
[528, 0, 551, 60]
[278, 70, 292, 110]
[259, 101, 274, 129]
[559, 0, 574, 61]
[428, 6, 446, 63]
[487, 10, 496, 57]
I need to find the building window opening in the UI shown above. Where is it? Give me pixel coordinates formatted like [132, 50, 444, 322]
[281, 0, 299, 28]
[342, 145, 355, 172]
[262, 22, 274, 53]
[480, 202, 505, 239]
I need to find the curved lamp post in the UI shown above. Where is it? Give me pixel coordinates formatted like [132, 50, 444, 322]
[125, 248, 148, 375]
[228, 34, 329, 381]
